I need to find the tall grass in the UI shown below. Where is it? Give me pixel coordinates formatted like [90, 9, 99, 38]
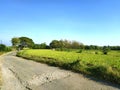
[17, 49, 120, 84]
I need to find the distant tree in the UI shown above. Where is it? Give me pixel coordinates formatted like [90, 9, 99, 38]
[33, 44, 40, 49]
[79, 44, 84, 49]
[11, 37, 20, 47]
[11, 36, 34, 50]
[84, 45, 90, 50]
[50, 39, 83, 49]
[50, 40, 60, 48]
[71, 41, 81, 49]
[62, 40, 71, 49]
[110, 46, 120, 50]
[0, 44, 6, 51]
[102, 46, 110, 55]
[19, 37, 34, 48]
[40, 43, 47, 49]
[33, 43, 48, 49]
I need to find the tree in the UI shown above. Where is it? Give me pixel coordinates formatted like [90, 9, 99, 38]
[50, 40, 60, 48]
[39, 43, 47, 49]
[102, 46, 110, 55]
[11, 37, 34, 50]
[71, 40, 81, 49]
[11, 37, 20, 47]
[50, 39, 84, 49]
[19, 37, 34, 48]
[0, 44, 6, 51]
[62, 40, 71, 49]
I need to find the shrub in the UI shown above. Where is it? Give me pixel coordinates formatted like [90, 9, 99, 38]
[77, 49, 82, 53]
[95, 51, 98, 54]
[102, 46, 110, 55]
[0, 44, 6, 51]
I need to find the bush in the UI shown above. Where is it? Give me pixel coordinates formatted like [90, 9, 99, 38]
[77, 49, 82, 53]
[0, 44, 6, 51]
[95, 51, 98, 54]
[102, 46, 110, 55]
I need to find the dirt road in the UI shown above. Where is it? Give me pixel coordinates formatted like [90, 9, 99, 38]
[0, 52, 120, 90]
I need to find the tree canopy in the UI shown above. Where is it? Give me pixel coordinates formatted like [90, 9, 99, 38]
[50, 40, 83, 49]
[11, 37, 34, 49]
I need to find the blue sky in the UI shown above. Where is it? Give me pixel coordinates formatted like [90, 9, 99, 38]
[0, 0, 120, 46]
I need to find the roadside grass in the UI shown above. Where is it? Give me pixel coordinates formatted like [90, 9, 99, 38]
[17, 49, 120, 84]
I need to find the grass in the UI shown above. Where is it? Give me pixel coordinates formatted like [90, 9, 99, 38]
[17, 49, 120, 84]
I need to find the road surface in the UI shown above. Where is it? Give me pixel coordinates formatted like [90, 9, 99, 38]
[0, 52, 120, 90]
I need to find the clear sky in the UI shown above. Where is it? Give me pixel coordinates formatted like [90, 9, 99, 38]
[0, 0, 120, 46]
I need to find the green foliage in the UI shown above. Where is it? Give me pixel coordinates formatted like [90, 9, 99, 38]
[17, 49, 120, 84]
[95, 51, 98, 54]
[11, 37, 20, 47]
[77, 49, 83, 53]
[84, 45, 100, 50]
[33, 43, 47, 49]
[50, 39, 83, 49]
[0, 44, 6, 51]
[50, 40, 61, 48]
[11, 36, 34, 50]
[19, 37, 34, 48]
[0, 44, 12, 52]
[102, 46, 110, 55]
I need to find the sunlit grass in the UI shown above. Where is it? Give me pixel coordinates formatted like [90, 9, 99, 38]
[17, 49, 120, 84]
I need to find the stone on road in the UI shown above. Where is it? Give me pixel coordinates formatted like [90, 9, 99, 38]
[1, 52, 120, 90]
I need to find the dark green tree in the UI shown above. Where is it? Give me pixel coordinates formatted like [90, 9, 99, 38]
[0, 44, 6, 51]
[11, 37, 34, 50]
[102, 46, 110, 55]
[50, 40, 60, 48]
[19, 37, 34, 48]
[11, 37, 20, 47]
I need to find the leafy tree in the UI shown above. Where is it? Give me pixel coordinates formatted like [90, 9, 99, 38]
[19, 37, 34, 48]
[0, 44, 6, 51]
[102, 46, 110, 55]
[39, 43, 47, 49]
[84, 45, 91, 50]
[50, 40, 60, 48]
[62, 40, 71, 49]
[50, 39, 83, 49]
[11, 37, 20, 47]
[33, 43, 47, 49]
[11, 37, 34, 50]
[71, 40, 81, 49]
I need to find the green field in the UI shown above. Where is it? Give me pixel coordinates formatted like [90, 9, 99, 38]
[17, 49, 120, 84]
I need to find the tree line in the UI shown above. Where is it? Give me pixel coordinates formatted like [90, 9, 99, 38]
[0, 44, 12, 52]
[11, 37, 120, 51]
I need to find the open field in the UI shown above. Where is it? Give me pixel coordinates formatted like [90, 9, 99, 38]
[17, 49, 120, 84]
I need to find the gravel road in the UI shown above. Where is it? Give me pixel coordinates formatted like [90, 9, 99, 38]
[0, 52, 120, 90]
